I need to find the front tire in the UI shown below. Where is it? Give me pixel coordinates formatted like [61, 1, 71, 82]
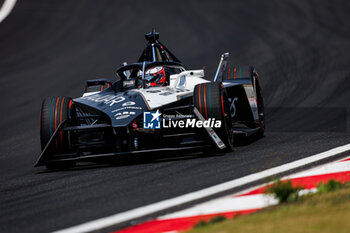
[40, 96, 76, 169]
[194, 82, 234, 152]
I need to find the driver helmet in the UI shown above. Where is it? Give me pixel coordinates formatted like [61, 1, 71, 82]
[138, 66, 167, 87]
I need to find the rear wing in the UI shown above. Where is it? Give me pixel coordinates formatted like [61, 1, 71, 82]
[213, 52, 229, 82]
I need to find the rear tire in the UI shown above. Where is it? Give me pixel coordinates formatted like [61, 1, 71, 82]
[252, 71, 265, 137]
[194, 82, 234, 152]
[235, 66, 265, 137]
[40, 96, 76, 169]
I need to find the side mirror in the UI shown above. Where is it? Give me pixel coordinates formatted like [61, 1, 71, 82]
[123, 79, 136, 89]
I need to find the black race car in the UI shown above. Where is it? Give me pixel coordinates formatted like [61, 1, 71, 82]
[35, 30, 265, 169]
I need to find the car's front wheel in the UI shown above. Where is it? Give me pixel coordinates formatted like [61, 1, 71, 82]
[194, 82, 234, 152]
[40, 96, 76, 169]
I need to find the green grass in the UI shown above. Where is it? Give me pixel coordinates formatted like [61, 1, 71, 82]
[265, 179, 303, 203]
[317, 179, 342, 194]
[188, 182, 350, 233]
[194, 216, 227, 229]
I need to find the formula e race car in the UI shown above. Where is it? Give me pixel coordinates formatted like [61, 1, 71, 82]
[35, 29, 265, 169]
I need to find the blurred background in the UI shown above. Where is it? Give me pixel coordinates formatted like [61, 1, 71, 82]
[1, 1, 349, 136]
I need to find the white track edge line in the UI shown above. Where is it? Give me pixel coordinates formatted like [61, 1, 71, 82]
[0, 0, 16, 23]
[54, 143, 350, 233]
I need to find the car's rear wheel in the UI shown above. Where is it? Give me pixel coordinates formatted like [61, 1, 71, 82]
[194, 82, 234, 152]
[40, 96, 75, 169]
[252, 71, 265, 137]
[236, 66, 265, 137]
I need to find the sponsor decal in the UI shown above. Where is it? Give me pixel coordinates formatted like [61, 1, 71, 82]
[112, 106, 142, 112]
[229, 97, 238, 118]
[112, 106, 142, 120]
[113, 111, 136, 120]
[122, 101, 136, 106]
[83, 94, 126, 106]
[145, 88, 190, 96]
[209, 129, 225, 149]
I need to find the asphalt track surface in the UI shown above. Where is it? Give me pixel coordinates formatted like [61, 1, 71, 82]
[1, 1, 350, 232]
